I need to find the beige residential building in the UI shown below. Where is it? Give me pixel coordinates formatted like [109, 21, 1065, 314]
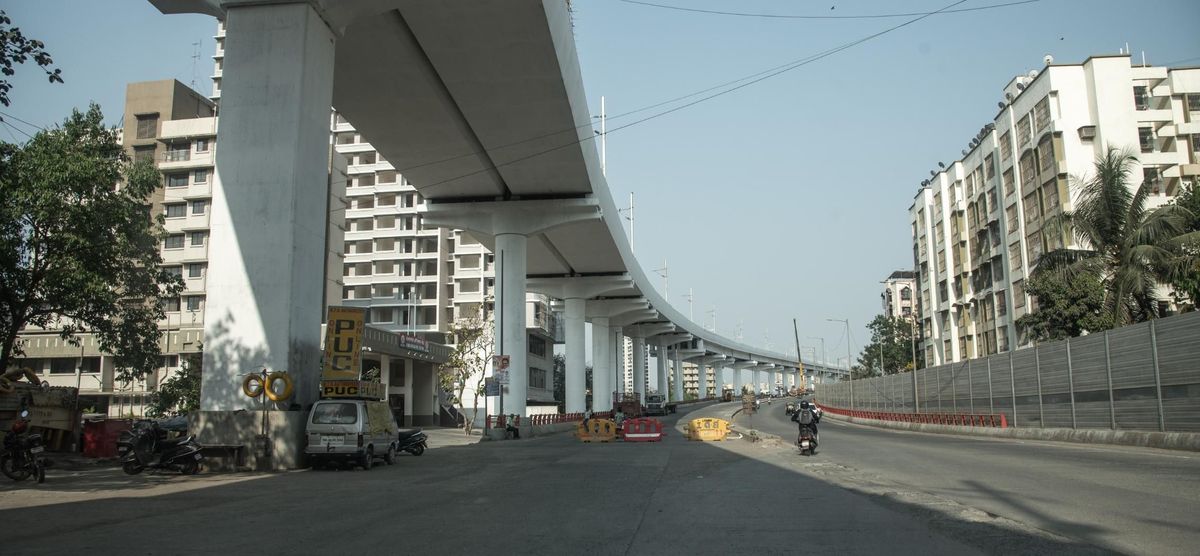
[911, 55, 1200, 366]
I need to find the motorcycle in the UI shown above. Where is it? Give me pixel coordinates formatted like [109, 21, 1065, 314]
[117, 419, 204, 475]
[396, 429, 428, 456]
[797, 425, 818, 456]
[1, 409, 48, 484]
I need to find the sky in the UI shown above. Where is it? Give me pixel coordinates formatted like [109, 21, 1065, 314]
[4, 0, 1199, 368]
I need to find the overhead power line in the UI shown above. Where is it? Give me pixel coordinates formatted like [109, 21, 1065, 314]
[414, 0, 970, 192]
[618, 0, 1040, 20]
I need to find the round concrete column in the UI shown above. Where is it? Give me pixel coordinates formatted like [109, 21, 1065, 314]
[494, 232, 528, 417]
[592, 317, 612, 412]
[564, 297, 586, 413]
[613, 327, 625, 395]
[656, 346, 668, 399]
[672, 350, 684, 402]
[632, 337, 647, 402]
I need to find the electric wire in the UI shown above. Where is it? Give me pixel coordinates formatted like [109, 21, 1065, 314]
[0, 110, 46, 133]
[414, 0, 969, 192]
[618, 0, 1040, 20]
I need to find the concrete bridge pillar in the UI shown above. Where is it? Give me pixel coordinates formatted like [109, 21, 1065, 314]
[672, 349, 684, 402]
[592, 317, 611, 412]
[632, 336, 646, 403]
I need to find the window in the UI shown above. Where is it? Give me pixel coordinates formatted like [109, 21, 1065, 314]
[1144, 167, 1163, 194]
[164, 235, 185, 249]
[1034, 97, 1051, 131]
[1026, 231, 1043, 262]
[999, 132, 1012, 161]
[1009, 242, 1022, 272]
[193, 169, 209, 184]
[1002, 169, 1015, 197]
[377, 170, 396, 183]
[50, 358, 76, 374]
[1139, 127, 1154, 153]
[900, 286, 912, 301]
[1013, 280, 1026, 308]
[1187, 93, 1200, 112]
[164, 297, 181, 312]
[191, 200, 207, 215]
[358, 174, 375, 187]
[165, 203, 186, 218]
[195, 139, 209, 152]
[190, 231, 207, 246]
[984, 155, 995, 180]
[1023, 193, 1040, 223]
[312, 402, 358, 424]
[1037, 138, 1055, 172]
[1006, 204, 1019, 232]
[135, 114, 159, 139]
[1192, 135, 1200, 154]
[166, 174, 188, 188]
[1133, 86, 1149, 110]
[938, 280, 948, 302]
[1019, 152, 1037, 191]
[80, 357, 101, 374]
[529, 336, 547, 357]
[187, 263, 205, 278]
[165, 144, 190, 162]
[529, 368, 548, 390]
[164, 266, 183, 278]
[1017, 114, 1031, 146]
[133, 146, 156, 163]
[1042, 182, 1059, 211]
[186, 296, 204, 311]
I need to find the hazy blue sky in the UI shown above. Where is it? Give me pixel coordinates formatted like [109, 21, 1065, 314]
[4, 1, 1199, 366]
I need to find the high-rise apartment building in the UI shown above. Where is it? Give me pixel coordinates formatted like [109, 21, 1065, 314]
[881, 270, 917, 320]
[14, 80, 218, 416]
[911, 55, 1200, 366]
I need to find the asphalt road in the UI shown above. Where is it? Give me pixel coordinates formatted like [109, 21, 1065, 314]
[0, 403, 1113, 555]
[740, 398, 1200, 555]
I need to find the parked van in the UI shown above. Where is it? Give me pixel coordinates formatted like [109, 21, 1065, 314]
[305, 399, 398, 470]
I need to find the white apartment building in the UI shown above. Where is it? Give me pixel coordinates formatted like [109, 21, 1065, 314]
[911, 54, 1200, 366]
[881, 270, 917, 320]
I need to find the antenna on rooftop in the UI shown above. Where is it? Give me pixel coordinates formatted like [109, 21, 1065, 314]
[190, 41, 201, 90]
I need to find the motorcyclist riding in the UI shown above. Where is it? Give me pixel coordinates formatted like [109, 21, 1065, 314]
[791, 400, 820, 441]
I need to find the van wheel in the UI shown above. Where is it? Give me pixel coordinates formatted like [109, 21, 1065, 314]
[385, 445, 396, 465]
[361, 448, 374, 470]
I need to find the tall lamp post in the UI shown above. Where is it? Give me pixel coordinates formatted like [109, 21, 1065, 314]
[827, 318, 853, 409]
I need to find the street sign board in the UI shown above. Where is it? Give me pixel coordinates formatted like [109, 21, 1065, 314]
[484, 377, 500, 396]
[495, 369, 510, 385]
[323, 306, 366, 380]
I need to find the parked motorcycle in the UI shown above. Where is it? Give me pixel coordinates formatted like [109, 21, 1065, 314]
[117, 419, 204, 475]
[797, 425, 818, 456]
[396, 429, 428, 456]
[1, 409, 47, 483]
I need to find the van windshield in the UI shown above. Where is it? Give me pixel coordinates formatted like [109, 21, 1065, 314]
[312, 402, 357, 424]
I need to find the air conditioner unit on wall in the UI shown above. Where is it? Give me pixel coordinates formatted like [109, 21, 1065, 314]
[1077, 125, 1097, 140]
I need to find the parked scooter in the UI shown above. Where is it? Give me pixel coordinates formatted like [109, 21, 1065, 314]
[396, 429, 428, 456]
[797, 425, 818, 456]
[1, 409, 48, 483]
[117, 419, 204, 475]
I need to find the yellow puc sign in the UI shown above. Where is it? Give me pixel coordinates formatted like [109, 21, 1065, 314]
[323, 306, 366, 380]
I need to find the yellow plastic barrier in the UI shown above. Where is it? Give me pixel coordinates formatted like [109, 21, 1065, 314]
[577, 419, 618, 443]
[686, 418, 730, 442]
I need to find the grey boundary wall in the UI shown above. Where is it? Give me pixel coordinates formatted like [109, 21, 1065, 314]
[818, 311, 1200, 435]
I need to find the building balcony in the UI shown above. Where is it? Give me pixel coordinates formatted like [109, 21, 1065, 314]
[162, 245, 208, 265]
[160, 117, 216, 140]
[158, 150, 214, 172]
[162, 182, 212, 202]
[332, 121, 356, 134]
[182, 275, 206, 292]
[333, 142, 374, 154]
[163, 213, 210, 233]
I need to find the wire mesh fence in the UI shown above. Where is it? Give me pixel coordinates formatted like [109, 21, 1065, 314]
[816, 311, 1200, 432]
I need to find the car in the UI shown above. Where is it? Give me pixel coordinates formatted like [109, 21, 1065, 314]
[305, 399, 399, 470]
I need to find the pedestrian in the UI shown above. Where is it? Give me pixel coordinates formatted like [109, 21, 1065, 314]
[505, 414, 520, 439]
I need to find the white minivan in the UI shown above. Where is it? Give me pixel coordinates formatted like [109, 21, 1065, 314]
[305, 399, 399, 470]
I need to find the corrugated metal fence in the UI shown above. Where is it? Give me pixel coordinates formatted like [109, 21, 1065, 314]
[817, 311, 1200, 432]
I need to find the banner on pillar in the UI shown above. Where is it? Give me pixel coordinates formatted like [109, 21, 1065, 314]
[323, 306, 366, 380]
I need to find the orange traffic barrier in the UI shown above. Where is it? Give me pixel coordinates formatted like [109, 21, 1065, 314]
[686, 418, 729, 441]
[622, 418, 665, 442]
[577, 418, 618, 443]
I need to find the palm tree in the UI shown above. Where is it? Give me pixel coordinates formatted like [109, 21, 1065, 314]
[1033, 147, 1198, 326]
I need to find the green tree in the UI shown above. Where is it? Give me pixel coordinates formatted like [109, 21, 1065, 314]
[1, 10, 64, 108]
[1016, 271, 1113, 342]
[1164, 182, 1200, 310]
[0, 105, 183, 380]
[854, 314, 921, 377]
[1034, 147, 1199, 326]
[146, 350, 201, 418]
[437, 314, 493, 435]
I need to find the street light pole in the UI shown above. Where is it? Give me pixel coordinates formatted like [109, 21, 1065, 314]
[807, 336, 825, 367]
[827, 318, 853, 409]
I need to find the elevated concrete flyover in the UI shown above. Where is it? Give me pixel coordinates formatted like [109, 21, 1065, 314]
[150, 1, 800, 429]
